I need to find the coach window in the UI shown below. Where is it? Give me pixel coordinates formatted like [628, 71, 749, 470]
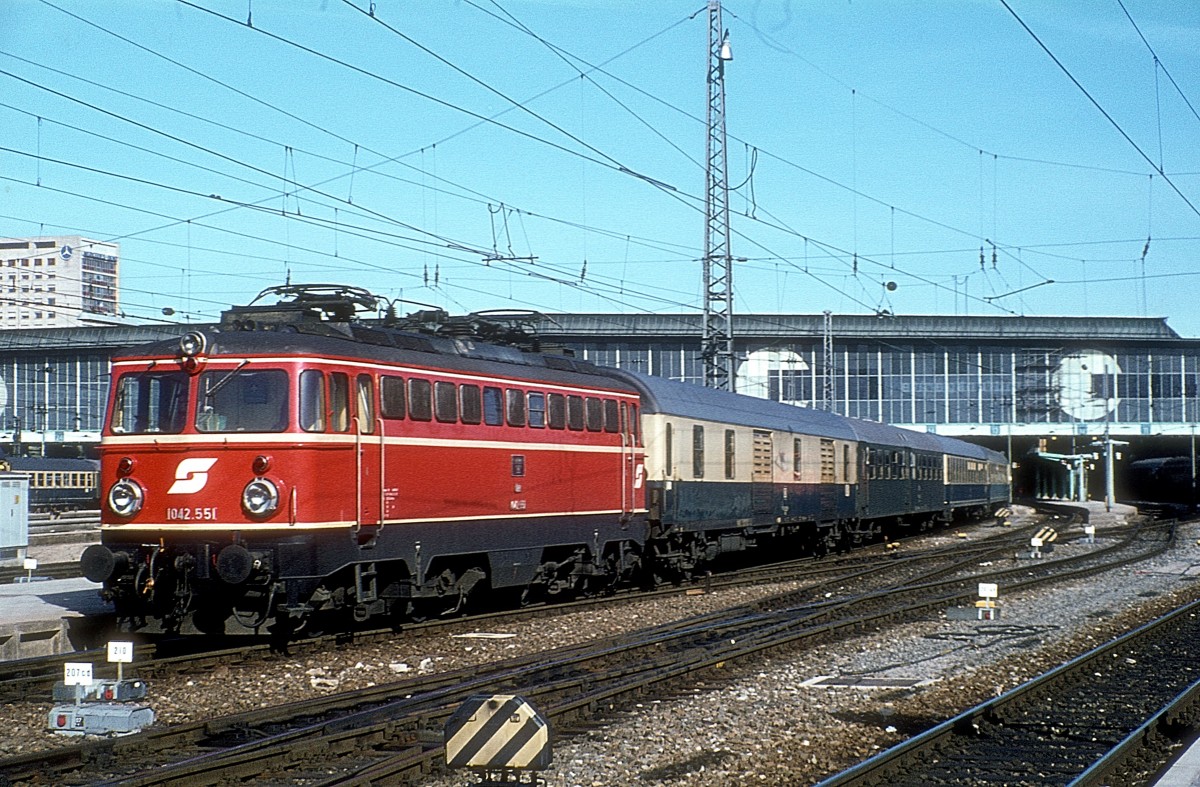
[528, 392, 546, 428]
[356, 375, 376, 433]
[603, 399, 619, 433]
[793, 438, 802, 474]
[724, 429, 735, 479]
[585, 397, 603, 432]
[844, 445, 852, 483]
[665, 422, 674, 476]
[547, 393, 566, 429]
[506, 389, 526, 427]
[381, 376, 406, 419]
[330, 373, 350, 432]
[300, 370, 326, 432]
[692, 425, 705, 478]
[567, 395, 584, 430]
[460, 384, 482, 425]
[408, 378, 432, 421]
[435, 381, 458, 423]
[483, 386, 503, 426]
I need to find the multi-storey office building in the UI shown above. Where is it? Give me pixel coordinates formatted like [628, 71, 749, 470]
[0, 236, 119, 328]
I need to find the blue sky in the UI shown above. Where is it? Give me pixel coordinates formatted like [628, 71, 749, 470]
[2, 1, 1199, 334]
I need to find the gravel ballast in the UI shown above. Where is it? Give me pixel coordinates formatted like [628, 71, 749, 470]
[2, 507, 1197, 787]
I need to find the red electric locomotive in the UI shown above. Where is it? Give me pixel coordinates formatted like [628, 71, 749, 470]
[83, 284, 1010, 635]
[82, 285, 646, 633]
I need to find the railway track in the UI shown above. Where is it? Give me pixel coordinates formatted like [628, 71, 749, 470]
[0, 519, 1172, 786]
[817, 594, 1200, 786]
[0, 525, 1025, 704]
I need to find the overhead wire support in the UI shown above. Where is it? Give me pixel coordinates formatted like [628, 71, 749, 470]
[702, 0, 735, 391]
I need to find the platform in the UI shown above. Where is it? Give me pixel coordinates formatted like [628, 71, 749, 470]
[1154, 736, 1200, 787]
[0, 577, 111, 660]
[1032, 499, 1138, 528]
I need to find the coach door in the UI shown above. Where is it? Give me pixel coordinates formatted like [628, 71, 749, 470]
[354, 374, 384, 543]
[751, 430, 773, 515]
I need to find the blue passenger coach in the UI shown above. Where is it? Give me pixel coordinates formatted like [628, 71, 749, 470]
[605, 368, 1008, 565]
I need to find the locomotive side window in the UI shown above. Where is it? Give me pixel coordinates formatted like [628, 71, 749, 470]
[585, 397, 603, 432]
[628, 404, 639, 441]
[567, 395, 584, 430]
[299, 370, 326, 432]
[528, 392, 546, 428]
[547, 393, 566, 429]
[506, 389, 526, 427]
[460, 384, 482, 424]
[435, 381, 458, 423]
[483, 386, 503, 426]
[356, 374, 376, 433]
[196, 369, 289, 433]
[112, 371, 188, 434]
[408, 378, 432, 421]
[380, 376, 406, 419]
[603, 400, 619, 433]
[330, 373, 350, 432]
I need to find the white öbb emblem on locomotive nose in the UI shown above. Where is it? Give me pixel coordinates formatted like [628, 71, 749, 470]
[168, 457, 219, 495]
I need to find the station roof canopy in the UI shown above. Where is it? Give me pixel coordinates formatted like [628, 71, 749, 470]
[531, 313, 1185, 343]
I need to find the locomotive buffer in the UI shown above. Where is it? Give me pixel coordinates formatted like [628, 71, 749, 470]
[445, 694, 551, 784]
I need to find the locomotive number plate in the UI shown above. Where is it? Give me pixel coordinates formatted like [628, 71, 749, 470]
[166, 507, 219, 521]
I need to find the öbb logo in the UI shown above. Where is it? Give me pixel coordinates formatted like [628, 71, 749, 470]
[168, 457, 218, 495]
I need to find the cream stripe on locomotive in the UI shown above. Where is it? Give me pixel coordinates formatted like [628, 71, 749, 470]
[103, 432, 640, 454]
[99, 506, 648, 532]
[111, 356, 636, 398]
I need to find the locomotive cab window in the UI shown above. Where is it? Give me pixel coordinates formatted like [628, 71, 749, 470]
[196, 369, 289, 433]
[111, 370, 188, 434]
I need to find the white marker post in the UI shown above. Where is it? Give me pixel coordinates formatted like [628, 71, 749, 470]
[1030, 535, 1043, 559]
[64, 662, 92, 707]
[1084, 524, 1096, 544]
[976, 582, 999, 621]
[22, 557, 36, 583]
[108, 641, 134, 683]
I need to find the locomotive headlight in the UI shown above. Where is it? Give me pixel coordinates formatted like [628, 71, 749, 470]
[179, 330, 207, 358]
[242, 478, 279, 518]
[107, 479, 144, 517]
